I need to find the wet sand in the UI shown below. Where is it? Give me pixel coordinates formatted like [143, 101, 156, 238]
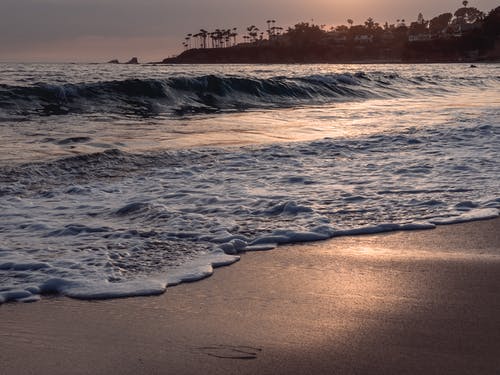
[1, 218, 499, 375]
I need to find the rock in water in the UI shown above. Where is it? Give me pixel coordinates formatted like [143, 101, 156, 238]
[107, 59, 120, 64]
[126, 57, 139, 64]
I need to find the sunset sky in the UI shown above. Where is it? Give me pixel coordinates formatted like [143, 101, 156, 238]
[0, 0, 497, 62]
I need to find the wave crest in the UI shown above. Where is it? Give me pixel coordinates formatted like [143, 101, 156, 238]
[0, 72, 444, 118]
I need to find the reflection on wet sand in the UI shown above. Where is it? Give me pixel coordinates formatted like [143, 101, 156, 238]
[1, 219, 498, 375]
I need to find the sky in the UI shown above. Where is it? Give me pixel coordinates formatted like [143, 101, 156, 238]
[0, 0, 497, 62]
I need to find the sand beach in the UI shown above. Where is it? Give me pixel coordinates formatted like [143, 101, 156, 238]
[1, 218, 499, 375]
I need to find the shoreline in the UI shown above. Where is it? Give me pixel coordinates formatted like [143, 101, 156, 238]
[1, 218, 499, 374]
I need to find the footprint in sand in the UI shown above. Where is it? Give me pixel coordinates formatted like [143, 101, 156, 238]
[196, 345, 262, 360]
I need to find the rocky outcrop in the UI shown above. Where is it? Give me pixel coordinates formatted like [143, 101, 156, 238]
[125, 57, 139, 64]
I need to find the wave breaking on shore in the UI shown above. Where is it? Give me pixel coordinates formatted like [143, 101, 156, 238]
[1, 121, 499, 304]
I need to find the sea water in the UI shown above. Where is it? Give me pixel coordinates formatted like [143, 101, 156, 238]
[0, 63, 499, 303]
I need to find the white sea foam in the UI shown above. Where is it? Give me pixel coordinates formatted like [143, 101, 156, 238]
[1, 118, 499, 304]
[430, 208, 499, 225]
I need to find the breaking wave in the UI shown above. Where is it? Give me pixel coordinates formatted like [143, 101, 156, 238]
[1, 121, 499, 303]
[1, 71, 496, 119]
[1, 63, 499, 304]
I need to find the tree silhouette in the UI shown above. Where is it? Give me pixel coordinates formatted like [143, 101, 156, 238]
[455, 5, 485, 24]
[247, 25, 259, 42]
[232, 28, 238, 45]
[365, 17, 375, 30]
[209, 32, 215, 48]
[199, 29, 208, 48]
[429, 13, 453, 34]
[482, 6, 500, 37]
[174, 2, 497, 60]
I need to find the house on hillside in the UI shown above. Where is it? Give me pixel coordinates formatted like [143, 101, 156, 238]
[354, 34, 374, 43]
[409, 33, 431, 42]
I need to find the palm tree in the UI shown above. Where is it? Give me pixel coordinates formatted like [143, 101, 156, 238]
[463, 0, 468, 7]
[253, 27, 260, 42]
[192, 33, 197, 48]
[231, 28, 238, 45]
[199, 29, 208, 48]
[365, 17, 375, 30]
[247, 25, 259, 42]
[214, 29, 222, 48]
[224, 29, 231, 47]
[347, 19, 354, 28]
[210, 32, 216, 48]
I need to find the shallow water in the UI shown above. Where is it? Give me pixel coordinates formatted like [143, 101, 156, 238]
[0, 63, 499, 303]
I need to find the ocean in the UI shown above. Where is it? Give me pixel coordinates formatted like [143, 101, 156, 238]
[0, 63, 499, 304]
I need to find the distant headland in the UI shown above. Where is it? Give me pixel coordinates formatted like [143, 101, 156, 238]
[154, 3, 499, 64]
